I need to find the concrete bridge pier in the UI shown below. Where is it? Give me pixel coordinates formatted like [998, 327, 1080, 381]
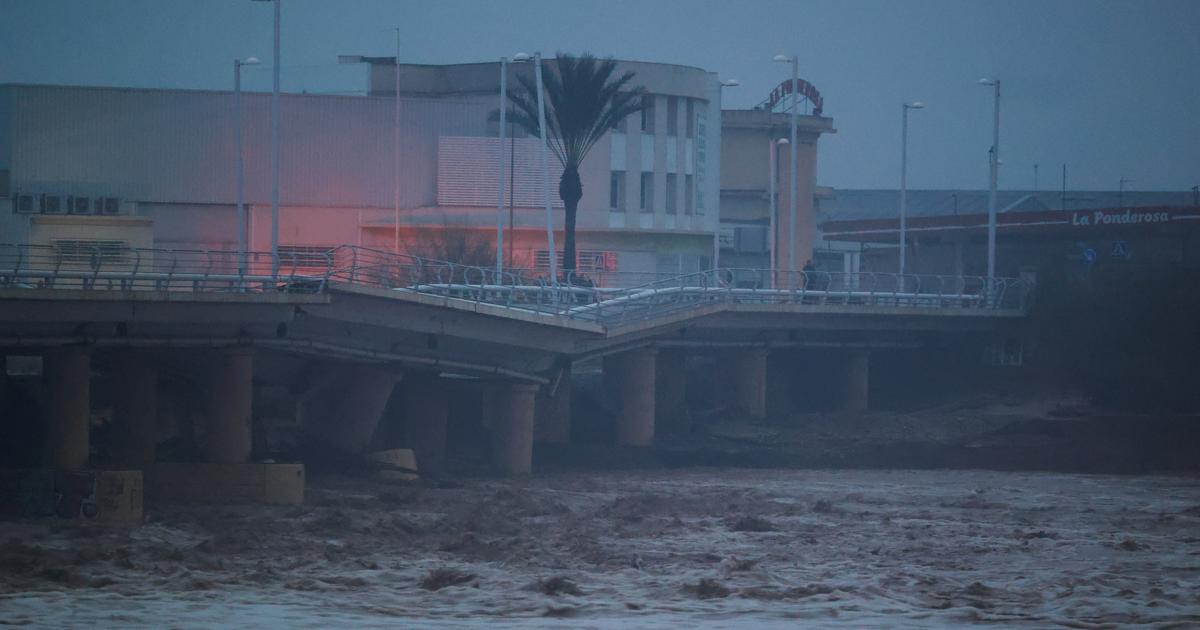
[733, 349, 770, 420]
[534, 362, 572, 444]
[200, 349, 255, 464]
[491, 382, 538, 475]
[44, 347, 91, 470]
[110, 353, 159, 468]
[402, 372, 449, 474]
[606, 347, 657, 447]
[300, 365, 402, 457]
[843, 350, 871, 412]
[655, 350, 688, 434]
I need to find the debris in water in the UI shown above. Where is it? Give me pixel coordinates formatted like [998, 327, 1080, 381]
[420, 568, 477, 591]
[684, 578, 732, 599]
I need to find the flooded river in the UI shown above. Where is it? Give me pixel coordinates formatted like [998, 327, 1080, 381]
[2, 469, 1198, 628]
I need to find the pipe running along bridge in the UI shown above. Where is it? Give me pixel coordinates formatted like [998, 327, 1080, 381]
[0, 243, 1030, 475]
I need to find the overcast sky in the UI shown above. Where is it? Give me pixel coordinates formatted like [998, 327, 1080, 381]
[2, 0, 1197, 192]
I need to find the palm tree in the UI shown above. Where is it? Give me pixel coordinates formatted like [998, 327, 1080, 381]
[504, 53, 646, 279]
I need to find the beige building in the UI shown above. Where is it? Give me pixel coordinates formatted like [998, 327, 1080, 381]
[1, 61, 835, 286]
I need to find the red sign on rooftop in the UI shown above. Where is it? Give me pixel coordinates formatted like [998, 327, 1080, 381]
[764, 79, 824, 116]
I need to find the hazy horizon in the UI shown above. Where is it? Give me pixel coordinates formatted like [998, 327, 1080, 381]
[2, 0, 1197, 193]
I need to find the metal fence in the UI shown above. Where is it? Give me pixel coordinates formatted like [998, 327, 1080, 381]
[1, 243, 1030, 324]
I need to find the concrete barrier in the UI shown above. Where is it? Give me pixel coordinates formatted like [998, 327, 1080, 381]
[145, 463, 304, 505]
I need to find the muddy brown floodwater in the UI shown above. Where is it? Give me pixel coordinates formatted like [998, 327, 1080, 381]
[2, 469, 1199, 628]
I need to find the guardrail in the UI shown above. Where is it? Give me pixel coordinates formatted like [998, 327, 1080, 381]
[0, 243, 329, 293]
[1, 243, 1030, 324]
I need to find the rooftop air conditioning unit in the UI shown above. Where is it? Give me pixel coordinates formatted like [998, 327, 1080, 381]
[97, 197, 120, 215]
[40, 194, 63, 214]
[68, 196, 91, 215]
[13, 194, 35, 214]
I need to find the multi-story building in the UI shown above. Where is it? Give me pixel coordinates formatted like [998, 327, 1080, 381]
[0, 60, 834, 286]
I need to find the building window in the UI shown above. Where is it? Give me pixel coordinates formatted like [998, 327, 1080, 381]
[277, 245, 336, 268]
[666, 96, 678, 136]
[685, 174, 694, 215]
[665, 173, 678, 214]
[685, 100, 695, 138]
[640, 173, 654, 212]
[609, 171, 626, 211]
[640, 96, 655, 133]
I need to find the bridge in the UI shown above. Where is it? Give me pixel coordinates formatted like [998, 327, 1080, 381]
[1, 243, 1029, 482]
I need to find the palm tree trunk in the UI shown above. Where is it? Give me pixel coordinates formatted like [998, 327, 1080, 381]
[559, 166, 583, 278]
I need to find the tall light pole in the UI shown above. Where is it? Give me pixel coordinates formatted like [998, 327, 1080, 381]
[532, 52, 557, 283]
[979, 78, 1000, 283]
[339, 30, 403, 256]
[712, 78, 739, 274]
[496, 53, 532, 279]
[774, 55, 799, 276]
[234, 56, 261, 277]
[769, 137, 788, 287]
[1118, 177, 1133, 208]
[899, 101, 924, 277]
[251, 0, 281, 278]
[496, 56, 509, 278]
[391, 29, 401, 255]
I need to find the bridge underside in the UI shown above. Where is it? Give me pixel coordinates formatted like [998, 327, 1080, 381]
[1, 280, 1024, 484]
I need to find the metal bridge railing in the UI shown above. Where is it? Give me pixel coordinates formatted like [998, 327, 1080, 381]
[0, 243, 330, 293]
[1, 243, 1030, 323]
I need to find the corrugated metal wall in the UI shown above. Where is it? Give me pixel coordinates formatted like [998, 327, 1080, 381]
[437, 136, 564, 209]
[5, 85, 489, 209]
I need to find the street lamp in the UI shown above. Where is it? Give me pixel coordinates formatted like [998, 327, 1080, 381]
[769, 137, 789, 288]
[527, 52, 557, 283]
[496, 53, 534, 279]
[234, 56, 261, 278]
[775, 54, 799, 277]
[339, 29, 402, 257]
[979, 78, 1000, 284]
[713, 77, 739, 273]
[899, 101, 924, 278]
[251, 0, 280, 278]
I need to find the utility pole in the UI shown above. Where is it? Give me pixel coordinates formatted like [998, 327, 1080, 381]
[1119, 177, 1133, 208]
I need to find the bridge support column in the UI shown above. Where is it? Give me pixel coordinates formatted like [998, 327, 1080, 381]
[491, 382, 538, 475]
[606, 347, 657, 447]
[111, 353, 159, 468]
[301, 366, 402, 456]
[403, 372, 449, 474]
[201, 349, 254, 464]
[535, 362, 571, 444]
[843, 350, 871, 412]
[45, 347, 91, 470]
[655, 350, 687, 434]
[733, 349, 770, 420]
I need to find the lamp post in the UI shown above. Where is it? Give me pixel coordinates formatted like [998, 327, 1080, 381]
[530, 52, 557, 284]
[899, 101, 924, 278]
[774, 54, 799, 277]
[234, 56, 261, 278]
[711, 78, 739, 274]
[339, 31, 402, 257]
[391, 29, 400, 255]
[1118, 177, 1133, 208]
[769, 137, 788, 288]
[496, 53, 533, 280]
[979, 78, 1000, 283]
[496, 56, 509, 278]
[251, 0, 281, 278]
